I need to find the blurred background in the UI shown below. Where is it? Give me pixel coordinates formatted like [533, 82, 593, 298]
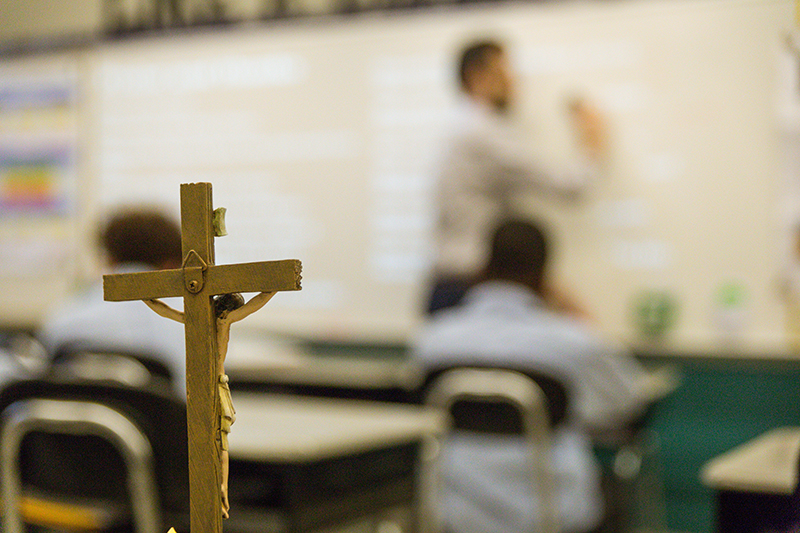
[0, 0, 793, 352]
[0, 1, 797, 532]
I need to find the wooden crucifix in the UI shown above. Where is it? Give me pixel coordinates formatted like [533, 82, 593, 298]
[103, 183, 301, 533]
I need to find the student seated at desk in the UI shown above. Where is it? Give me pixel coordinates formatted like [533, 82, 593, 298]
[37, 208, 187, 396]
[411, 218, 653, 533]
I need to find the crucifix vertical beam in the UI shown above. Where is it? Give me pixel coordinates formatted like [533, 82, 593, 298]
[104, 182, 302, 533]
[180, 183, 221, 533]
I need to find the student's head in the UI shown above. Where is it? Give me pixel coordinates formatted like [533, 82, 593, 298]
[100, 208, 182, 270]
[458, 39, 514, 112]
[483, 218, 549, 294]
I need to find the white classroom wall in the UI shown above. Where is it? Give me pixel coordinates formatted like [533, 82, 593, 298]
[0, 0, 794, 356]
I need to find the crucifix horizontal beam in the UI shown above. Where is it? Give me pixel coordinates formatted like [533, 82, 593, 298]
[104, 260, 302, 302]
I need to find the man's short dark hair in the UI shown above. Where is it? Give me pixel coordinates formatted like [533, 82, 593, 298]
[484, 218, 549, 288]
[458, 39, 504, 92]
[100, 208, 182, 268]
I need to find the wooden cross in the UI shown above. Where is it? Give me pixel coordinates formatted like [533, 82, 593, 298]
[103, 183, 301, 533]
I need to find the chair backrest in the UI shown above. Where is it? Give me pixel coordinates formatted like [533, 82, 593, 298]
[420, 364, 569, 428]
[422, 367, 563, 533]
[51, 343, 175, 391]
[0, 376, 189, 533]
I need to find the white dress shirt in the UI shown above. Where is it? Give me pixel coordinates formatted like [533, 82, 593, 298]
[412, 281, 650, 533]
[434, 98, 598, 277]
[38, 263, 187, 397]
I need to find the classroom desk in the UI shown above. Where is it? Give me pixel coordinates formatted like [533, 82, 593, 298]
[225, 336, 679, 405]
[225, 393, 446, 533]
[701, 427, 800, 495]
[701, 428, 800, 533]
[225, 337, 422, 402]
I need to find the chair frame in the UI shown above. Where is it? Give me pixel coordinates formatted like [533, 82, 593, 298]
[422, 368, 560, 533]
[1, 397, 161, 533]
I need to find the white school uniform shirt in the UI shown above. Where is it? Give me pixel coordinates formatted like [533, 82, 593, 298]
[38, 263, 187, 397]
[413, 281, 650, 533]
[433, 97, 597, 278]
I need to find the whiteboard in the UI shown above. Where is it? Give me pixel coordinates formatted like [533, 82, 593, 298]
[9, 0, 795, 352]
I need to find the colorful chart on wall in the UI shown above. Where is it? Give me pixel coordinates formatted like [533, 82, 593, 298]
[0, 53, 81, 326]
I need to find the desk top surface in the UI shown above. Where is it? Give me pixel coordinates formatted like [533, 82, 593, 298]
[224, 335, 680, 398]
[228, 393, 446, 463]
[701, 427, 800, 494]
[225, 336, 421, 390]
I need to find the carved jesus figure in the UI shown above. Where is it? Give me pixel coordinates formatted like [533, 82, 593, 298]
[144, 291, 275, 518]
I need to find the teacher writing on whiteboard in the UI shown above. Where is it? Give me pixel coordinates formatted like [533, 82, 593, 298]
[427, 38, 608, 315]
